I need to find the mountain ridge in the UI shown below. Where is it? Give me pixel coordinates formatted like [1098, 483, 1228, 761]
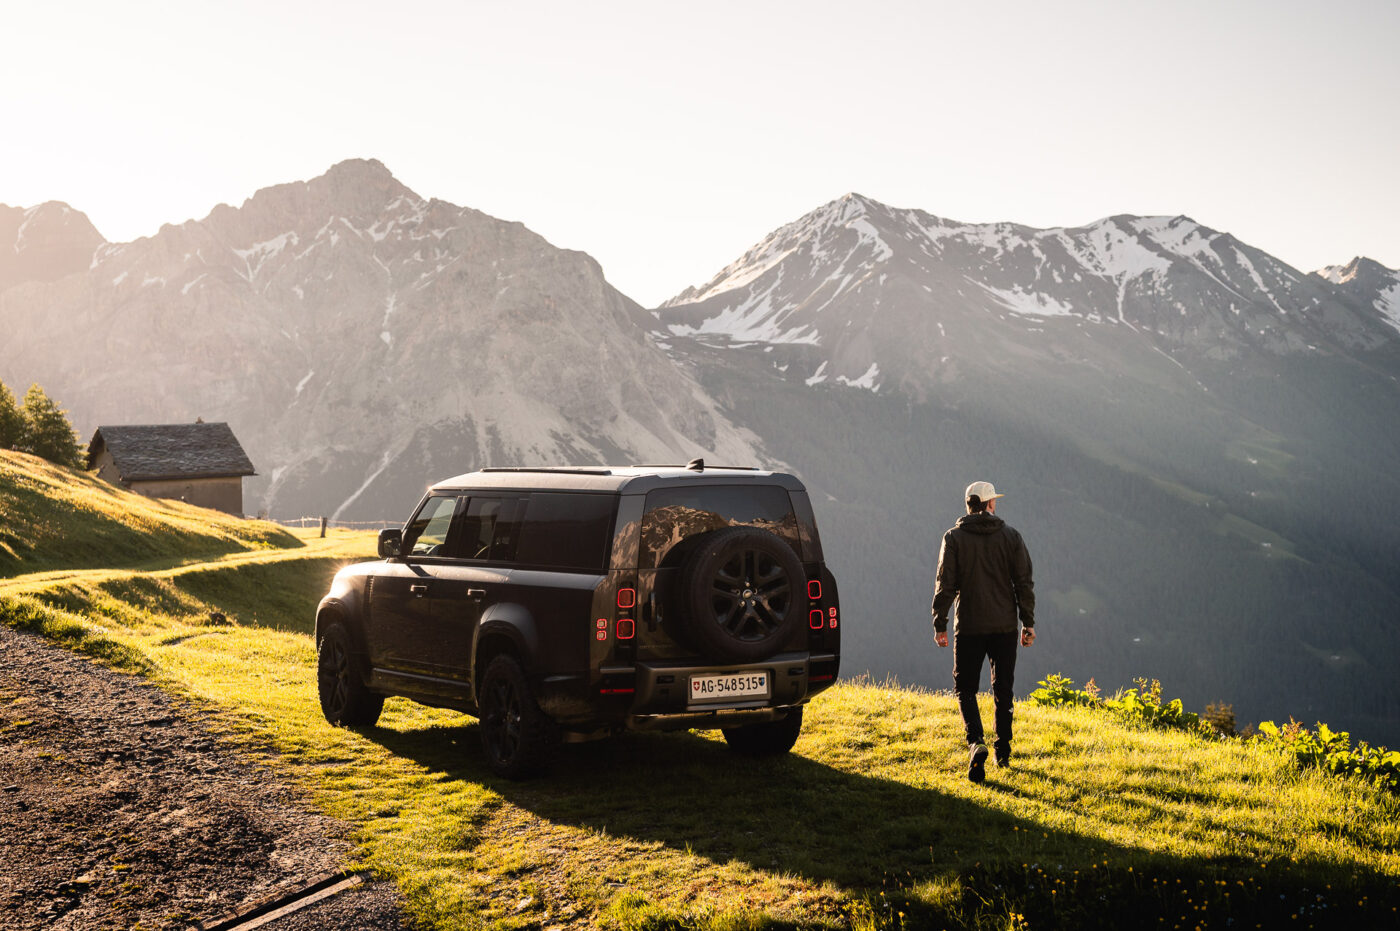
[0, 160, 771, 520]
[4, 163, 1399, 744]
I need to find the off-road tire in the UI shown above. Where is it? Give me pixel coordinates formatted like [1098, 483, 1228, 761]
[317, 622, 385, 727]
[722, 706, 804, 756]
[478, 654, 557, 780]
[677, 526, 805, 664]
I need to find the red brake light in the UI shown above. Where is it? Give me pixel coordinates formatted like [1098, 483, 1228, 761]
[618, 588, 636, 609]
[809, 609, 824, 630]
[807, 580, 822, 600]
[616, 618, 635, 640]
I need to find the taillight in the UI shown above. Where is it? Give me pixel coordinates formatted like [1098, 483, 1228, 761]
[829, 606, 839, 628]
[807, 580, 822, 600]
[616, 618, 635, 640]
[596, 618, 608, 641]
[618, 587, 636, 609]
[809, 609, 824, 630]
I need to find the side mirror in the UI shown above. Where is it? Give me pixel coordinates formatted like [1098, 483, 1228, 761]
[378, 528, 403, 559]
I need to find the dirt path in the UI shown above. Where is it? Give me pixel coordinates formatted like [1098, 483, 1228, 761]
[0, 623, 409, 930]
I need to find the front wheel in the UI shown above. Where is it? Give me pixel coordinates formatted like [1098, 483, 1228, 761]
[722, 706, 803, 756]
[478, 654, 557, 779]
[317, 622, 384, 727]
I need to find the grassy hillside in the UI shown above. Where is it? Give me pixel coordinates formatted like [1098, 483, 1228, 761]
[2, 454, 1398, 929]
[0, 449, 300, 574]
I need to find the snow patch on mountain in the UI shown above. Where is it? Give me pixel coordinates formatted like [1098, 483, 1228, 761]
[837, 362, 880, 390]
[233, 232, 297, 281]
[981, 283, 1076, 318]
[1376, 279, 1400, 332]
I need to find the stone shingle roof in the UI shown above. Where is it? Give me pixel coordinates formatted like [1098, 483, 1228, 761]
[88, 423, 256, 481]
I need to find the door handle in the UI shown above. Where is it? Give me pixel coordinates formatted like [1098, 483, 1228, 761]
[409, 583, 430, 596]
[467, 588, 487, 599]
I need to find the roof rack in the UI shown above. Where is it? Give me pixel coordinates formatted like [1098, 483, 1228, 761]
[633, 458, 761, 473]
[479, 467, 615, 476]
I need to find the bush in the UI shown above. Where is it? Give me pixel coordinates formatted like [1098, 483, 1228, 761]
[1026, 673, 1100, 708]
[1103, 677, 1204, 733]
[1255, 720, 1400, 794]
[1202, 702, 1236, 738]
[1029, 675, 1207, 736]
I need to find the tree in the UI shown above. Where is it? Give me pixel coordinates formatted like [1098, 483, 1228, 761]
[0, 379, 23, 450]
[20, 383, 84, 469]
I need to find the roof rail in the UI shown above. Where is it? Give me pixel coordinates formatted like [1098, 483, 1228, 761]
[633, 462, 761, 472]
[479, 467, 615, 476]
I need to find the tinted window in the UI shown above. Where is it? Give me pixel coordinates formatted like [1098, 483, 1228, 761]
[405, 496, 459, 556]
[515, 493, 615, 571]
[454, 497, 521, 562]
[641, 485, 798, 569]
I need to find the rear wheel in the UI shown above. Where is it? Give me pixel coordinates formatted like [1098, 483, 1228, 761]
[478, 654, 557, 779]
[722, 706, 804, 756]
[317, 622, 384, 727]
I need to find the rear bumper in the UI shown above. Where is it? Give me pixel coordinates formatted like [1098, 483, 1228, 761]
[537, 652, 839, 730]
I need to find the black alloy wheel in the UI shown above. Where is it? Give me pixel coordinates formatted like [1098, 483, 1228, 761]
[478, 654, 555, 779]
[679, 527, 805, 663]
[317, 622, 384, 727]
[711, 547, 794, 642]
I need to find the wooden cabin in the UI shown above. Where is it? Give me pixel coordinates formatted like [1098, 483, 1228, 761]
[87, 422, 256, 516]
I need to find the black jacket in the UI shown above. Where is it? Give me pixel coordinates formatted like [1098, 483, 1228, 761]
[931, 512, 1035, 635]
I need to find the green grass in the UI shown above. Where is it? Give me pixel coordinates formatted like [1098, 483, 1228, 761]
[0, 449, 301, 574]
[2, 455, 1398, 929]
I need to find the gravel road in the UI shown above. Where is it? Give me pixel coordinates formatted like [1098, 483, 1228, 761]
[0, 623, 410, 930]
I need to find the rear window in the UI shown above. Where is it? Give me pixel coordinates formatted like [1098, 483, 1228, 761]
[641, 484, 799, 569]
[515, 493, 615, 571]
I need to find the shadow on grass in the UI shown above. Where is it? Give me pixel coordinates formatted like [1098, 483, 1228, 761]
[361, 718, 1400, 928]
[366, 720, 1128, 887]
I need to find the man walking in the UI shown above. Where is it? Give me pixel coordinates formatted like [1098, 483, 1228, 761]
[932, 481, 1035, 783]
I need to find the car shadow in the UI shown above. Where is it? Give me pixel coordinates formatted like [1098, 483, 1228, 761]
[361, 720, 1139, 891]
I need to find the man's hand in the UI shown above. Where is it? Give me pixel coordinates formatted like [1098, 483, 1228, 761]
[1021, 627, 1036, 647]
[935, 630, 948, 648]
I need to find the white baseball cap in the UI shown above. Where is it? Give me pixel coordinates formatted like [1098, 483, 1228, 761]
[965, 481, 1004, 503]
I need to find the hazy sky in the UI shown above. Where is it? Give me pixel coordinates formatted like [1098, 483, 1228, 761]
[3, 0, 1396, 306]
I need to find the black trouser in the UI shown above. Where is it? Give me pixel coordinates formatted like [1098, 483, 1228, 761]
[952, 630, 1018, 755]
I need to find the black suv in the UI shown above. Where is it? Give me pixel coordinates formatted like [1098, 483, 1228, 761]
[314, 461, 840, 777]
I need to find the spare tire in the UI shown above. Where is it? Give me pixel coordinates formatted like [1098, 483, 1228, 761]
[676, 526, 805, 663]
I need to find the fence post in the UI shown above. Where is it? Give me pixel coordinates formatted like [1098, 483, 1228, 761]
[320, 516, 327, 538]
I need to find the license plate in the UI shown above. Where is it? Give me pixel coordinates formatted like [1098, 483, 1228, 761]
[690, 671, 770, 703]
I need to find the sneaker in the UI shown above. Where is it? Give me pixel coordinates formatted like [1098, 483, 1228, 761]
[995, 751, 1010, 768]
[968, 744, 988, 783]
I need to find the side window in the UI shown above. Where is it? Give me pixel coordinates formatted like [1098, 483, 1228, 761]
[640, 485, 799, 569]
[404, 496, 460, 556]
[515, 493, 615, 571]
[455, 497, 522, 562]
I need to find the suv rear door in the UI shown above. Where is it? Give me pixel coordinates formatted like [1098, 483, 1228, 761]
[426, 495, 522, 686]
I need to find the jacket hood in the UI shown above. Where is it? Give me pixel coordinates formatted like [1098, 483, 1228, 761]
[955, 513, 1006, 535]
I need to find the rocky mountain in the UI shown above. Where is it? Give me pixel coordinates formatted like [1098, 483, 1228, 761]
[0, 160, 769, 519]
[657, 195, 1400, 744]
[0, 202, 105, 293]
[1317, 256, 1400, 334]
[3, 170, 1397, 744]
[658, 193, 1397, 392]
